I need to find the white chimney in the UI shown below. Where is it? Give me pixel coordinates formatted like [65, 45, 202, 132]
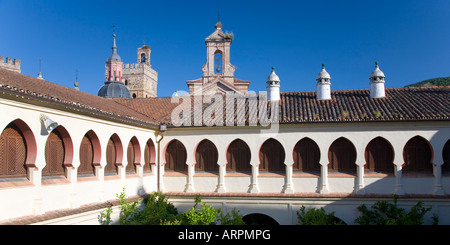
[266, 67, 280, 101]
[369, 61, 386, 98]
[316, 64, 331, 100]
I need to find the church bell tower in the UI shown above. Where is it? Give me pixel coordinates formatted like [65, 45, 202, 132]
[186, 16, 250, 95]
[122, 43, 158, 98]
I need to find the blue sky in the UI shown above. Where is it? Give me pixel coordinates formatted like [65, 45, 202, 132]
[0, 0, 449, 97]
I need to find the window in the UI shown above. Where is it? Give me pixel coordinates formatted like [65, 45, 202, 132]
[328, 137, 356, 173]
[226, 139, 251, 173]
[443, 139, 450, 173]
[79, 134, 95, 176]
[214, 51, 223, 74]
[403, 136, 432, 173]
[365, 137, 394, 173]
[144, 139, 155, 173]
[165, 140, 187, 172]
[259, 138, 285, 172]
[43, 128, 66, 177]
[0, 122, 27, 178]
[105, 134, 123, 175]
[195, 139, 218, 173]
[293, 137, 320, 173]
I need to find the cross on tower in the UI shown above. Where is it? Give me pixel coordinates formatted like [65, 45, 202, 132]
[217, 9, 221, 21]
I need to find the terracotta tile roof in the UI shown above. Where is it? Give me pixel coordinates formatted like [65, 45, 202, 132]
[0, 68, 159, 127]
[1, 67, 448, 129]
[114, 86, 450, 127]
[278, 87, 450, 123]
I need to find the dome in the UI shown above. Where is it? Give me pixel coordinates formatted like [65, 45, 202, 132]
[316, 64, 331, 80]
[97, 81, 131, 98]
[267, 67, 280, 83]
[370, 61, 385, 78]
[108, 52, 121, 62]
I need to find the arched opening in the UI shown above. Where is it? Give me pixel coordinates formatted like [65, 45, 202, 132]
[242, 213, 279, 225]
[214, 51, 223, 74]
[293, 137, 320, 173]
[165, 140, 187, 173]
[132, 93, 137, 99]
[105, 134, 123, 175]
[443, 139, 450, 173]
[403, 136, 433, 173]
[364, 137, 394, 173]
[126, 137, 141, 174]
[79, 132, 95, 176]
[259, 138, 285, 173]
[144, 139, 156, 173]
[0, 121, 28, 179]
[141, 53, 146, 63]
[195, 139, 218, 173]
[226, 139, 251, 173]
[43, 126, 73, 178]
[328, 137, 356, 174]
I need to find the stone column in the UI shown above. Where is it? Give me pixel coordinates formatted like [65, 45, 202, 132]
[394, 163, 405, 195]
[354, 164, 366, 194]
[185, 164, 195, 193]
[319, 164, 329, 194]
[283, 163, 294, 194]
[216, 164, 226, 193]
[28, 167, 44, 215]
[249, 164, 260, 193]
[433, 162, 445, 195]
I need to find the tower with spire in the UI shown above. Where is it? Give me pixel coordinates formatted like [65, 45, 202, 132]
[97, 27, 132, 98]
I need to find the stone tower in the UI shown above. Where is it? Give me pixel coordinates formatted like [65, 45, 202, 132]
[186, 21, 250, 95]
[122, 43, 158, 98]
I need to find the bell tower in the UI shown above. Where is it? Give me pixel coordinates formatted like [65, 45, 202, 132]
[122, 43, 158, 98]
[186, 18, 250, 95]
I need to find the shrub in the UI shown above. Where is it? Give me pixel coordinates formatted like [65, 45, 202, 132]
[354, 195, 436, 225]
[98, 191, 244, 225]
[297, 206, 344, 225]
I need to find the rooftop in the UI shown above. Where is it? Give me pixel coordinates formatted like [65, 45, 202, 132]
[0, 67, 448, 129]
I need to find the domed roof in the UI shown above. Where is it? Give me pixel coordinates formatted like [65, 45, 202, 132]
[316, 64, 331, 80]
[97, 81, 131, 98]
[108, 52, 121, 62]
[267, 67, 280, 83]
[370, 61, 385, 78]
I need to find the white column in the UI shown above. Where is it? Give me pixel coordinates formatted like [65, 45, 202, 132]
[216, 164, 226, 193]
[66, 166, 79, 209]
[433, 163, 445, 195]
[354, 164, 365, 194]
[319, 164, 329, 194]
[28, 167, 44, 215]
[393, 163, 405, 195]
[249, 164, 260, 193]
[185, 164, 195, 193]
[283, 163, 294, 194]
